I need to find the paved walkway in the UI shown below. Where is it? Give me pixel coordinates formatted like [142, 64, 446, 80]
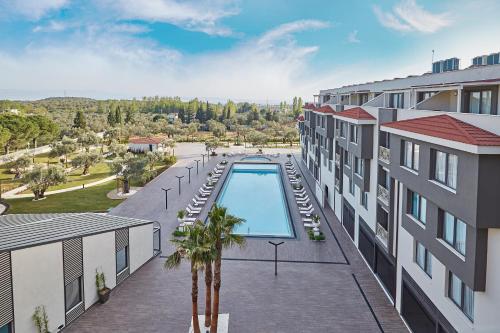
[3, 175, 117, 199]
[65, 148, 407, 332]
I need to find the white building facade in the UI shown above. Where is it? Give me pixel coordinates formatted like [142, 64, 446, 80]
[299, 60, 500, 332]
[0, 213, 160, 333]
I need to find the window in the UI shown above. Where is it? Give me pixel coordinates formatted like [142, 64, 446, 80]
[434, 150, 457, 189]
[355, 157, 364, 177]
[390, 93, 404, 108]
[0, 323, 12, 333]
[340, 122, 346, 138]
[344, 151, 352, 167]
[350, 124, 358, 143]
[409, 191, 426, 224]
[117, 246, 129, 273]
[468, 90, 492, 114]
[448, 272, 474, 321]
[415, 242, 432, 277]
[442, 212, 466, 255]
[361, 191, 368, 209]
[328, 160, 332, 172]
[65, 276, 82, 312]
[402, 141, 419, 171]
[349, 178, 355, 195]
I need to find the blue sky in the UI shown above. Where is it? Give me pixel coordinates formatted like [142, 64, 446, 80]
[0, 0, 499, 102]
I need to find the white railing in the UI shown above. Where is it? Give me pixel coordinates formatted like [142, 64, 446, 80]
[377, 184, 390, 206]
[376, 223, 388, 247]
[379, 146, 390, 164]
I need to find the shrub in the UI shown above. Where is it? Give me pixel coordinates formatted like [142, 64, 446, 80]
[307, 229, 325, 241]
[164, 155, 177, 166]
[172, 229, 188, 237]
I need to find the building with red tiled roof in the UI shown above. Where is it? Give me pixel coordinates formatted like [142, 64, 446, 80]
[313, 105, 335, 114]
[128, 136, 165, 152]
[333, 107, 376, 124]
[381, 114, 500, 154]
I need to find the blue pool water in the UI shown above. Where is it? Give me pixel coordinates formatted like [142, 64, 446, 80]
[216, 163, 294, 237]
[240, 156, 271, 162]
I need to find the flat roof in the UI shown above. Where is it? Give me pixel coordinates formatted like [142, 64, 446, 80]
[0, 213, 153, 252]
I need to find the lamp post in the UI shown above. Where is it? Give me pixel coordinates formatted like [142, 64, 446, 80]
[194, 159, 201, 175]
[268, 241, 284, 276]
[185, 166, 193, 184]
[175, 175, 184, 195]
[161, 187, 172, 210]
[202, 154, 207, 167]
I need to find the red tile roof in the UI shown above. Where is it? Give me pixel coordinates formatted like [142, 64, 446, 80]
[129, 136, 164, 145]
[303, 103, 317, 110]
[383, 115, 500, 146]
[314, 105, 335, 114]
[297, 115, 305, 121]
[335, 107, 375, 120]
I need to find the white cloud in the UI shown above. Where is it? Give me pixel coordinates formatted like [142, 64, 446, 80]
[98, 0, 239, 36]
[0, 19, 330, 101]
[33, 20, 69, 32]
[347, 30, 360, 43]
[373, 0, 451, 33]
[108, 23, 151, 34]
[0, 0, 68, 20]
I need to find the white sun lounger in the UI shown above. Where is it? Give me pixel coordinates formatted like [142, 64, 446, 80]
[192, 199, 205, 207]
[187, 204, 202, 212]
[195, 195, 208, 202]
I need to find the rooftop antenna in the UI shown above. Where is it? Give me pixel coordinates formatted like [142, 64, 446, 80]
[432, 49, 435, 64]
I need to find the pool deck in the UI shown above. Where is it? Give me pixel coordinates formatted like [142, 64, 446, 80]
[65, 151, 407, 332]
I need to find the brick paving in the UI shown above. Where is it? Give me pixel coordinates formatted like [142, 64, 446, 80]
[65, 147, 407, 333]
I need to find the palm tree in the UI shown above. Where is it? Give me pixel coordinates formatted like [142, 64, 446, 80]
[207, 204, 246, 333]
[165, 221, 211, 333]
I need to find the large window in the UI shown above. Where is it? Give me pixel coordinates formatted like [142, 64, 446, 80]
[449, 272, 474, 321]
[409, 190, 426, 224]
[349, 178, 355, 195]
[339, 121, 346, 138]
[360, 191, 368, 209]
[344, 151, 352, 167]
[354, 157, 364, 177]
[469, 90, 492, 114]
[350, 124, 358, 143]
[65, 276, 82, 312]
[402, 141, 419, 171]
[415, 242, 432, 277]
[116, 246, 129, 273]
[390, 93, 404, 108]
[433, 150, 457, 189]
[442, 212, 466, 255]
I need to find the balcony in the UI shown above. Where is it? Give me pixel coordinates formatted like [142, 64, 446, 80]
[376, 223, 388, 247]
[379, 146, 390, 164]
[377, 184, 390, 206]
[335, 153, 340, 165]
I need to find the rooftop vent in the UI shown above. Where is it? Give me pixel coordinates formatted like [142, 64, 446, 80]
[472, 52, 500, 66]
[432, 57, 459, 73]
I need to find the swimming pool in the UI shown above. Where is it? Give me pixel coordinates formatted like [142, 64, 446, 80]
[240, 156, 271, 162]
[216, 163, 294, 237]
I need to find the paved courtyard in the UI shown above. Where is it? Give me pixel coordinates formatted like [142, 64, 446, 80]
[66, 144, 407, 332]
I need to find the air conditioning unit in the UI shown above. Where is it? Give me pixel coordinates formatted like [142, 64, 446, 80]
[432, 57, 459, 73]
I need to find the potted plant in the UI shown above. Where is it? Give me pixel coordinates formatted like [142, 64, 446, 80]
[32, 305, 49, 333]
[222, 153, 227, 158]
[312, 214, 321, 237]
[95, 270, 110, 304]
[177, 209, 186, 224]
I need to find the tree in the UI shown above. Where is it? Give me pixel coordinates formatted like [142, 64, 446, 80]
[247, 130, 268, 148]
[186, 122, 199, 142]
[104, 128, 120, 146]
[166, 221, 212, 333]
[115, 106, 123, 125]
[205, 139, 220, 156]
[0, 114, 37, 154]
[78, 131, 100, 152]
[284, 128, 298, 146]
[108, 141, 127, 158]
[206, 120, 225, 138]
[0, 125, 11, 152]
[73, 110, 86, 129]
[107, 109, 116, 127]
[25, 164, 67, 200]
[71, 152, 102, 175]
[12, 155, 31, 178]
[27, 115, 59, 147]
[50, 137, 77, 167]
[207, 205, 246, 332]
[110, 153, 147, 193]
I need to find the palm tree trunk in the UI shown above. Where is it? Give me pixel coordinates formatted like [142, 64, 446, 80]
[204, 261, 212, 328]
[192, 263, 201, 333]
[210, 245, 222, 333]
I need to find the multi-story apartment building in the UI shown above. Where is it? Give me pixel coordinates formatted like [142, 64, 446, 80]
[298, 57, 500, 333]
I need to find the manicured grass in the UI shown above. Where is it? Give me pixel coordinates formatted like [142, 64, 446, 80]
[5, 181, 123, 214]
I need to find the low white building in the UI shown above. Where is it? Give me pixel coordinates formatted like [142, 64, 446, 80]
[0, 213, 160, 333]
[128, 137, 164, 153]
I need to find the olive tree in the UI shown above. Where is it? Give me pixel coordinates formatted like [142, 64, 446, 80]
[25, 165, 67, 200]
[71, 152, 102, 175]
[12, 155, 32, 179]
[110, 153, 147, 193]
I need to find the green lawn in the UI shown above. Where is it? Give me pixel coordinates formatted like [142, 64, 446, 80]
[5, 181, 123, 214]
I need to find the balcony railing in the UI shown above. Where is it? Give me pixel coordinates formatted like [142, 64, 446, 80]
[379, 146, 390, 164]
[377, 184, 390, 206]
[335, 153, 340, 165]
[376, 223, 388, 247]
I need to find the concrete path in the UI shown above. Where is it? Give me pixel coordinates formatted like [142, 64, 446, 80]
[3, 175, 117, 199]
